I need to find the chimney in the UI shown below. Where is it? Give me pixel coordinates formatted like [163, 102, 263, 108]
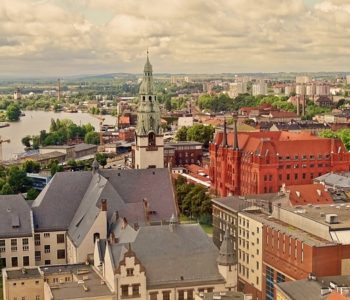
[101, 199, 107, 212]
[109, 232, 117, 244]
[112, 211, 119, 223]
[122, 217, 128, 229]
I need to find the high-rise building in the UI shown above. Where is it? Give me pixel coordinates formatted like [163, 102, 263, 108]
[132, 54, 164, 169]
[229, 82, 247, 98]
[346, 74, 350, 85]
[296, 76, 311, 84]
[306, 83, 316, 96]
[252, 81, 267, 96]
[295, 84, 306, 96]
[316, 84, 330, 96]
[284, 85, 295, 96]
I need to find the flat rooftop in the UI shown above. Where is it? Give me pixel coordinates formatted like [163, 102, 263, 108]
[40, 264, 89, 275]
[46, 265, 112, 300]
[202, 291, 247, 300]
[6, 267, 42, 280]
[280, 204, 350, 230]
[242, 210, 335, 247]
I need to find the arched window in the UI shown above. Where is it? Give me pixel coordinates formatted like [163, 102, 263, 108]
[93, 233, 100, 244]
[142, 96, 145, 101]
[148, 132, 156, 147]
[149, 96, 152, 101]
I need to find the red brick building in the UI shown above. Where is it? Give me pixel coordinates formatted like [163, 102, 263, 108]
[210, 121, 350, 197]
[262, 216, 350, 300]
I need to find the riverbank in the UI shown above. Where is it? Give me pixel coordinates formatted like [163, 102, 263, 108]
[0, 111, 116, 160]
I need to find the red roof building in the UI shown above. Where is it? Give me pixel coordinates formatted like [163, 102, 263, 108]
[210, 120, 350, 197]
[286, 184, 334, 206]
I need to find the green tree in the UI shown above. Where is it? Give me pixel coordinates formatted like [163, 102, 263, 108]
[6, 103, 21, 121]
[22, 160, 41, 173]
[1, 183, 14, 195]
[50, 161, 64, 176]
[186, 124, 215, 148]
[21, 136, 31, 148]
[67, 159, 77, 168]
[165, 98, 172, 111]
[27, 188, 40, 200]
[7, 166, 29, 193]
[84, 131, 100, 145]
[175, 126, 188, 141]
[95, 153, 107, 168]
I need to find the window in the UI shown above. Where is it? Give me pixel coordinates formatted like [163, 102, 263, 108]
[93, 233, 100, 244]
[126, 268, 134, 276]
[44, 233, 50, 238]
[0, 258, 6, 267]
[294, 173, 298, 180]
[57, 234, 65, 244]
[44, 245, 50, 253]
[187, 289, 194, 300]
[148, 132, 156, 147]
[294, 155, 299, 160]
[178, 290, 184, 300]
[132, 284, 140, 296]
[35, 251, 41, 261]
[11, 239, 17, 251]
[23, 256, 29, 266]
[302, 173, 306, 179]
[277, 272, 285, 283]
[150, 292, 158, 300]
[11, 257, 18, 267]
[44, 260, 51, 265]
[162, 291, 171, 300]
[34, 234, 40, 246]
[57, 250, 65, 259]
[121, 285, 129, 297]
[286, 174, 290, 180]
[36, 296, 40, 300]
[22, 238, 29, 251]
[266, 266, 274, 300]
[0, 240, 5, 252]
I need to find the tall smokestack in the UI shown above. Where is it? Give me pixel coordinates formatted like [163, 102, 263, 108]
[296, 96, 300, 116]
[57, 78, 61, 102]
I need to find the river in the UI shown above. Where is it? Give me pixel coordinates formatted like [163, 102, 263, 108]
[0, 111, 116, 160]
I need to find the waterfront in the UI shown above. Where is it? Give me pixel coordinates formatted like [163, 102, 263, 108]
[0, 111, 116, 160]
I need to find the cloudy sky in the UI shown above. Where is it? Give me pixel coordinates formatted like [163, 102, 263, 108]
[1, 0, 350, 76]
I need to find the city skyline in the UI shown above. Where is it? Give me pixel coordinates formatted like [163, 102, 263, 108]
[1, 0, 350, 76]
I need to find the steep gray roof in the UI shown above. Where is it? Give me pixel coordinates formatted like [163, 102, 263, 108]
[0, 195, 33, 238]
[110, 224, 224, 288]
[100, 168, 177, 222]
[32, 168, 177, 249]
[32, 171, 93, 231]
[217, 230, 236, 266]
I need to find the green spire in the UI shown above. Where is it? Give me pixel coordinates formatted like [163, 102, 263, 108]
[136, 52, 161, 135]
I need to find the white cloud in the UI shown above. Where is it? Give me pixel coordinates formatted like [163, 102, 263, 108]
[0, 0, 349, 76]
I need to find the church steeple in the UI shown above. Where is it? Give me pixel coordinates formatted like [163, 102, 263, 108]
[136, 52, 161, 136]
[133, 52, 164, 169]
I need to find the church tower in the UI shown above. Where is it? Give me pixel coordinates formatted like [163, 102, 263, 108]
[133, 53, 164, 169]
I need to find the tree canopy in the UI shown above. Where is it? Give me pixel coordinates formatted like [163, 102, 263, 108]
[175, 124, 215, 148]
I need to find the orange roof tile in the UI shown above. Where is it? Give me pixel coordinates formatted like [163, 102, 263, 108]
[326, 291, 348, 300]
[287, 184, 334, 206]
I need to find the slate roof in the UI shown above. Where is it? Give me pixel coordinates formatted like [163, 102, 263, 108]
[0, 195, 33, 238]
[315, 172, 350, 189]
[110, 224, 225, 288]
[32, 168, 177, 247]
[32, 172, 93, 231]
